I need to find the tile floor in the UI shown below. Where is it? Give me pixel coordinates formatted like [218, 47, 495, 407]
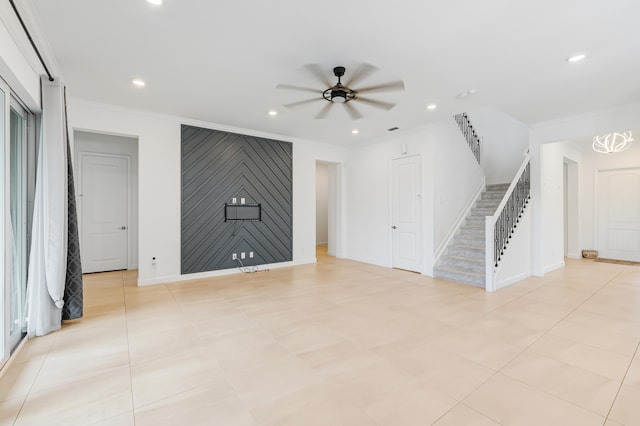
[1, 250, 639, 425]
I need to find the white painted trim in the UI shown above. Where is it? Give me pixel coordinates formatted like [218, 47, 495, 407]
[485, 215, 496, 292]
[544, 261, 565, 274]
[434, 178, 485, 264]
[138, 258, 317, 286]
[497, 271, 531, 290]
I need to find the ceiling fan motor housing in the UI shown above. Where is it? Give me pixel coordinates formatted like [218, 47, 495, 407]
[324, 66, 356, 103]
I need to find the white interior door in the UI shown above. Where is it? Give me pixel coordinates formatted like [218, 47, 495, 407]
[80, 153, 129, 273]
[391, 156, 422, 272]
[597, 168, 640, 262]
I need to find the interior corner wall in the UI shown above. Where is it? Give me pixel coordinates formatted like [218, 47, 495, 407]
[181, 125, 292, 273]
[344, 117, 480, 275]
[67, 100, 346, 285]
[467, 107, 529, 185]
[315, 163, 329, 245]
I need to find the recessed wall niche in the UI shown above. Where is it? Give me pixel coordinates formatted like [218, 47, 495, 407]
[181, 124, 292, 274]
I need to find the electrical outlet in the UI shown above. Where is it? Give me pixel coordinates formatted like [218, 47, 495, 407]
[249, 251, 254, 258]
[232, 253, 237, 260]
[241, 252, 246, 259]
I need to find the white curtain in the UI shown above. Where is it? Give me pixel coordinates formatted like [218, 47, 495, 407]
[25, 76, 68, 337]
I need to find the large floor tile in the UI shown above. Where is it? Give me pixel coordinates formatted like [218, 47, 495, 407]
[501, 350, 619, 416]
[15, 366, 132, 426]
[608, 384, 640, 425]
[131, 347, 223, 408]
[464, 374, 605, 426]
[529, 334, 631, 381]
[134, 380, 254, 426]
[364, 382, 458, 425]
[433, 403, 500, 426]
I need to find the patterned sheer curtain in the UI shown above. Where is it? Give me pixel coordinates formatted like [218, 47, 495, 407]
[25, 76, 82, 337]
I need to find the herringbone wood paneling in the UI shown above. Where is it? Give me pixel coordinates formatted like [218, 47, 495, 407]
[181, 125, 292, 274]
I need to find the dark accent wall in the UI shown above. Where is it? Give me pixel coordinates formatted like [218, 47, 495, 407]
[181, 125, 292, 274]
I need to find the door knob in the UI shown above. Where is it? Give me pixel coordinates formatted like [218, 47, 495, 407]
[120, 226, 127, 230]
[392, 226, 397, 229]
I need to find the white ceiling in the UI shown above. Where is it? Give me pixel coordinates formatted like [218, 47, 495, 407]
[26, 0, 640, 145]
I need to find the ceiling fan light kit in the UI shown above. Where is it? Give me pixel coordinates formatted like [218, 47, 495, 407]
[278, 64, 404, 120]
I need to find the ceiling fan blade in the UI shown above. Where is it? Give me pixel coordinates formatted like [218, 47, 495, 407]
[304, 64, 333, 88]
[344, 102, 363, 120]
[277, 83, 320, 94]
[356, 96, 396, 110]
[356, 80, 405, 94]
[314, 102, 333, 119]
[283, 98, 320, 108]
[344, 63, 377, 88]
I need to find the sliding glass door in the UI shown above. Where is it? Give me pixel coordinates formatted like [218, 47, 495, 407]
[1, 79, 32, 368]
[8, 99, 28, 353]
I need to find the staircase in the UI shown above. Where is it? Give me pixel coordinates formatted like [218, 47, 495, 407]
[434, 183, 510, 287]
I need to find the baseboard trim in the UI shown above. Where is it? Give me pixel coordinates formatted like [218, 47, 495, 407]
[497, 271, 531, 289]
[137, 258, 317, 286]
[544, 261, 565, 274]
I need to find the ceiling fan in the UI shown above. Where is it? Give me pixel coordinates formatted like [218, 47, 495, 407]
[277, 64, 405, 120]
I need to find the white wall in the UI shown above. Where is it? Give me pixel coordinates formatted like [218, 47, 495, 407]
[495, 208, 532, 288]
[433, 119, 484, 256]
[315, 163, 328, 245]
[68, 100, 346, 285]
[73, 130, 139, 269]
[467, 107, 529, 185]
[539, 141, 582, 272]
[0, 9, 41, 111]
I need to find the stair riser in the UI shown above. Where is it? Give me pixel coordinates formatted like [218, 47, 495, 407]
[453, 237, 484, 247]
[476, 200, 501, 209]
[433, 270, 484, 287]
[438, 258, 484, 273]
[447, 247, 484, 259]
[471, 208, 495, 216]
[460, 227, 483, 236]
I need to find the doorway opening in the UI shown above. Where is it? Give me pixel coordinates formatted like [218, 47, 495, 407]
[315, 161, 342, 261]
[74, 130, 139, 273]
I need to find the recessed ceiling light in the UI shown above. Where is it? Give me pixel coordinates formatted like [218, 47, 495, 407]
[268, 110, 277, 116]
[132, 79, 145, 87]
[351, 129, 359, 134]
[146, 0, 162, 5]
[567, 54, 586, 63]
[426, 104, 437, 110]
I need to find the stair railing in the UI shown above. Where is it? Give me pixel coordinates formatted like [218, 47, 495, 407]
[484, 152, 531, 291]
[453, 113, 481, 164]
